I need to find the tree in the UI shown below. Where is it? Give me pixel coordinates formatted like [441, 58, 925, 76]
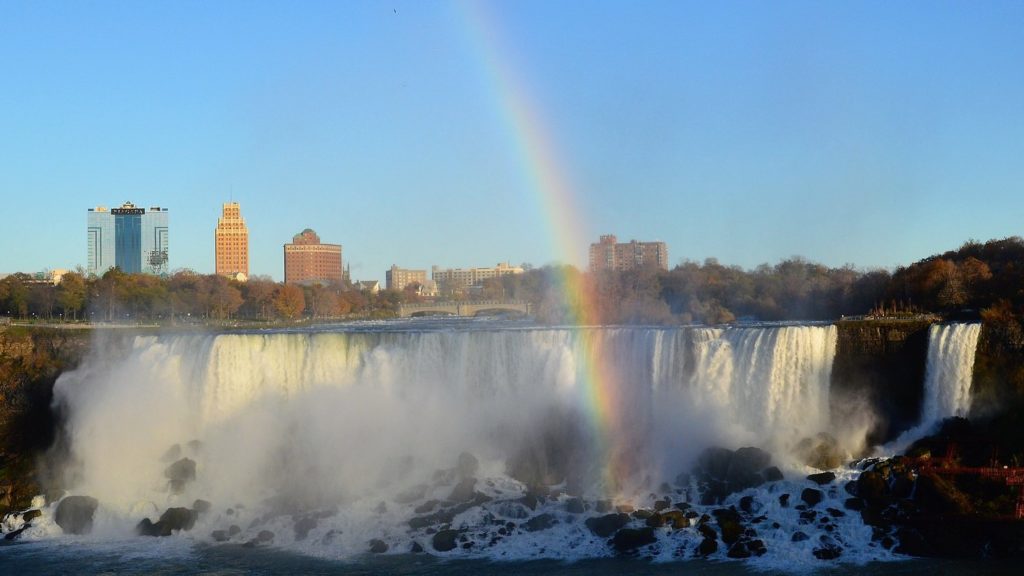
[273, 284, 306, 320]
[57, 272, 88, 321]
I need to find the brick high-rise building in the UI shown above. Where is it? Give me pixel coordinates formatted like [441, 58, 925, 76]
[215, 202, 249, 280]
[589, 234, 668, 272]
[284, 228, 343, 285]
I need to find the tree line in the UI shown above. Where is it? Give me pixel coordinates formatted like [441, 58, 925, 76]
[2, 237, 1022, 328]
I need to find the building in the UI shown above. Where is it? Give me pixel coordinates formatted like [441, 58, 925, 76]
[356, 280, 381, 294]
[385, 265, 427, 292]
[431, 262, 524, 295]
[215, 202, 249, 281]
[87, 202, 169, 276]
[588, 234, 668, 272]
[283, 228, 343, 285]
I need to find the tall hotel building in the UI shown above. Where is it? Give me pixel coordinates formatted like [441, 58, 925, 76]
[215, 202, 249, 280]
[385, 265, 428, 291]
[283, 229, 343, 285]
[87, 202, 169, 276]
[588, 234, 668, 272]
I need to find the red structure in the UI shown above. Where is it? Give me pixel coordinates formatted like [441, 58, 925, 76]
[915, 445, 1024, 520]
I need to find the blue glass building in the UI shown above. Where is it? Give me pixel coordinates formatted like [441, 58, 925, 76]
[87, 202, 169, 276]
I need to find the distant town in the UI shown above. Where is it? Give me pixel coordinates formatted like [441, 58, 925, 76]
[0, 200, 669, 324]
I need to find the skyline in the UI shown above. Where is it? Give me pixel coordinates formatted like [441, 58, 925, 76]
[3, 1, 1024, 281]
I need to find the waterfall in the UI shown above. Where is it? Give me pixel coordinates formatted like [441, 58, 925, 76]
[885, 322, 982, 451]
[921, 322, 982, 423]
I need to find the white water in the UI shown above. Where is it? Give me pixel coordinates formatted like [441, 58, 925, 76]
[4, 324, 908, 566]
[886, 322, 982, 451]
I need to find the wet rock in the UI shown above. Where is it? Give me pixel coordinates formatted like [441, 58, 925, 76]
[698, 523, 717, 540]
[844, 498, 864, 511]
[523, 513, 557, 532]
[595, 500, 612, 513]
[448, 478, 477, 503]
[137, 507, 197, 536]
[779, 494, 790, 507]
[54, 495, 99, 535]
[645, 512, 666, 528]
[564, 497, 585, 514]
[796, 433, 847, 470]
[747, 539, 767, 556]
[432, 529, 460, 552]
[653, 499, 671, 511]
[192, 499, 211, 514]
[414, 499, 440, 514]
[799, 510, 817, 524]
[801, 488, 823, 507]
[694, 446, 772, 503]
[211, 529, 230, 542]
[712, 508, 743, 544]
[612, 527, 657, 552]
[631, 509, 653, 520]
[727, 541, 751, 558]
[229, 524, 241, 536]
[913, 471, 973, 515]
[697, 537, 718, 556]
[165, 458, 197, 494]
[22, 509, 42, 523]
[739, 495, 755, 513]
[586, 513, 630, 538]
[294, 516, 318, 541]
[659, 510, 688, 529]
[807, 472, 836, 485]
[763, 466, 784, 482]
[856, 470, 889, 505]
[409, 508, 455, 530]
[410, 541, 424, 553]
[813, 535, 843, 560]
[826, 507, 845, 518]
[791, 531, 809, 542]
[369, 539, 388, 553]
[4, 526, 29, 541]
[456, 452, 479, 479]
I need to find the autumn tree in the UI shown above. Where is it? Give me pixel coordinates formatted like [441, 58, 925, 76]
[273, 284, 306, 320]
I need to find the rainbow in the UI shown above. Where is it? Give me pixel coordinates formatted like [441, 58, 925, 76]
[456, 1, 635, 498]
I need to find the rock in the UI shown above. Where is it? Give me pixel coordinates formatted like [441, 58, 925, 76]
[631, 509, 653, 520]
[432, 529, 460, 552]
[698, 523, 716, 540]
[138, 507, 197, 536]
[369, 539, 389, 553]
[564, 497, 585, 514]
[844, 498, 864, 511]
[414, 499, 439, 514]
[165, 458, 197, 494]
[523, 513, 557, 532]
[856, 470, 889, 505]
[796, 433, 848, 470]
[595, 500, 612, 513]
[763, 466, 784, 482]
[779, 494, 790, 507]
[211, 529, 229, 542]
[813, 536, 843, 560]
[791, 531, 809, 542]
[294, 516, 318, 541]
[257, 529, 274, 543]
[653, 499, 670, 511]
[807, 472, 836, 485]
[826, 507, 845, 518]
[659, 510, 688, 529]
[913, 471, 973, 515]
[694, 446, 771, 503]
[586, 513, 630, 538]
[612, 527, 657, 552]
[697, 537, 718, 556]
[739, 495, 755, 513]
[160, 444, 182, 463]
[747, 539, 767, 556]
[448, 478, 477, 503]
[727, 541, 751, 558]
[229, 524, 241, 536]
[645, 512, 666, 528]
[22, 509, 42, 522]
[801, 488, 823, 507]
[410, 541, 424, 553]
[54, 495, 99, 535]
[712, 508, 743, 544]
[192, 499, 211, 514]
[456, 452, 479, 479]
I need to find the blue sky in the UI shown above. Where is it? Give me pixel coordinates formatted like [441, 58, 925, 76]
[2, 1, 1023, 281]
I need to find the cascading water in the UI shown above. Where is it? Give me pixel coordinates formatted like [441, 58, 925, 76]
[6, 323, 902, 567]
[887, 323, 982, 451]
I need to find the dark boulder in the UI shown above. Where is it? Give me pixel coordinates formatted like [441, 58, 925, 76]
[448, 478, 477, 503]
[432, 529, 460, 552]
[801, 488, 823, 507]
[410, 541, 424, 553]
[369, 539, 389, 553]
[795, 433, 847, 470]
[612, 527, 657, 553]
[844, 498, 864, 511]
[523, 513, 557, 532]
[564, 497, 585, 514]
[456, 452, 479, 479]
[23, 509, 42, 523]
[137, 507, 197, 537]
[727, 541, 751, 558]
[54, 495, 99, 535]
[807, 472, 836, 485]
[712, 508, 743, 544]
[211, 529, 230, 542]
[294, 516, 318, 540]
[696, 537, 718, 556]
[763, 466, 784, 482]
[791, 531, 809, 542]
[585, 513, 630, 538]
[192, 499, 211, 514]
[165, 458, 196, 494]
[856, 470, 889, 505]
